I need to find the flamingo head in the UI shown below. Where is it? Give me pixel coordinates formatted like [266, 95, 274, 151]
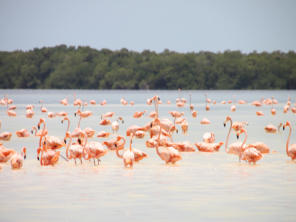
[37, 147, 41, 160]
[283, 121, 291, 130]
[224, 116, 231, 127]
[22, 147, 27, 159]
[236, 128, 246, 139]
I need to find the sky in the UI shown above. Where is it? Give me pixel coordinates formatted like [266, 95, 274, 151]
[0, 0, 295, 53]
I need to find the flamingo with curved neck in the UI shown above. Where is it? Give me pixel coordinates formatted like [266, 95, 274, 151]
[283, 121, 296, 160]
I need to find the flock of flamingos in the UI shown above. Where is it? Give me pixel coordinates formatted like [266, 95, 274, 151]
[0, 93, 296, 170]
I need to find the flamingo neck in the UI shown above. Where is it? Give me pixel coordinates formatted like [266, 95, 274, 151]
[66, 135, 72, 159]
[242, 130, 247, 148]
[77, 116, 82, 128]
[155, 125, 162, 157]
[225, 119, 232, 153]
[286, 124, 292, 156]
[116, 148, 123, 159]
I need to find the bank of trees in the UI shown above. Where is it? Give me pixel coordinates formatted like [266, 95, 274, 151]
[0, 45, 295, 89]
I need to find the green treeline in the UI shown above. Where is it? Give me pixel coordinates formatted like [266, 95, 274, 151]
[0, 45, 296, 89]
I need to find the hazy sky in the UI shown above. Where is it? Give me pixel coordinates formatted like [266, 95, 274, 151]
[0, 0, 295, 53]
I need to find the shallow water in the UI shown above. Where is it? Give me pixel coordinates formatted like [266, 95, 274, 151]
[1, 90, 296, 222]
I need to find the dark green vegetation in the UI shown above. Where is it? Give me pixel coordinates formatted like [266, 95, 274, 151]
[0, 45, 295, 89]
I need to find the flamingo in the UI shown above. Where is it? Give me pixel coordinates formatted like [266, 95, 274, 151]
[133, 110, 147, 118]
[256, 111, 264, 116]
[283, 121, 296, 160]
[111, 117, 124, 134]
[0, 146, 16, 163]
[83, 138, 108, 166]
[121, 135, 135, 168]
[64, 131, 84, 164]
[0, 121, 12, 141]
[101, 112, 115, 119]
[60, 97, 68, 106]
[90, 100, 96, 105]
[38, 118, 65, 150]
[39, 100, 47, 113]
[194, 141, 224, 152]
[200, 118, 210, 125]
[40, 137, 61, 166]
[223, 116, 246, 156]
[264, 124, 277, 134]
[103, 136, 125, 151]
[117, 134, 147, 165]
[154, 125, 182, 164]
[26, 109, 34, 118]
[100, 99, 107, 106]
[203, 132, 215, 143]
[48, 112, 56, 118]
[236, 129, 262, 164]
[97, 131, 111, 138]
[172, 141, 195, 152]
[10, 147, 26, 169]
[6, 100, 16, 117]
[191, 110, 198, 118]
[16, 129, 30, 138]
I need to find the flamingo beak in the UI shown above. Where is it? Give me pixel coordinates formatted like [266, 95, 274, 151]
[24, 155, 26, 159]
[236, 134, 239, 139]
[78, 138, 81, 144]
[64, 139, 67, 144]
[31, 130, 33, 134]
[74, 113, 76, 117]
[61, 120, 63, 124]
[223, 123, 226, 127]
[283, 125, 285, 130]
[37, 156, 39, 160]
[38, 125, 40, 130]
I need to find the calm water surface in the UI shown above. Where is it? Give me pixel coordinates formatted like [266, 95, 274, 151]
[1, 90, 296, 222]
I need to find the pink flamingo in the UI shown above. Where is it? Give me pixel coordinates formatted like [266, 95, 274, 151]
[16, 129, 30, 138]
[26, 109, 34, 118]
[64, 131, 84, 164]
[283, 121, 296, 160]
[256, 111, 264, 116]
[83, 138, 108, 166]
[40, 136, 61, 166]
[0, 121, 12, 141]
[264, 124, 277, 134]
[0, 146, 16, 163]
[38, 118, 65, 150]
[236, 129, 262, 164]
[155, 126, 182, 164]
[90, 100, 96, 105]
[133, 110, 147, 118]
[192, 110, 198, 118]
[101, 112, 115, 119]
[10, 147, 26, 169]
[224, 116, 246, 156]
[97, 131, 111, 138]
[60, 97, 68, 106]
[200, 118, 210, 125]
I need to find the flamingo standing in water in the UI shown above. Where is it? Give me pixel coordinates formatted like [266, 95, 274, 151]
[0, 145, 16, 163]
[283, 121, 296, 160]
[236, 128, 262, 164]
[154, 125, 182, 164]
[223, 116, 246, 156]
[64, 131, 84, 165]
[10, 147, 26, 169]
[16, 129, 30, 138]
[39, 100, 47, 113]
[40, 136, 61, 166]
[83, 136, 108, 166]
[115, 135, 135, 168]
[0, 121, 12, 141]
